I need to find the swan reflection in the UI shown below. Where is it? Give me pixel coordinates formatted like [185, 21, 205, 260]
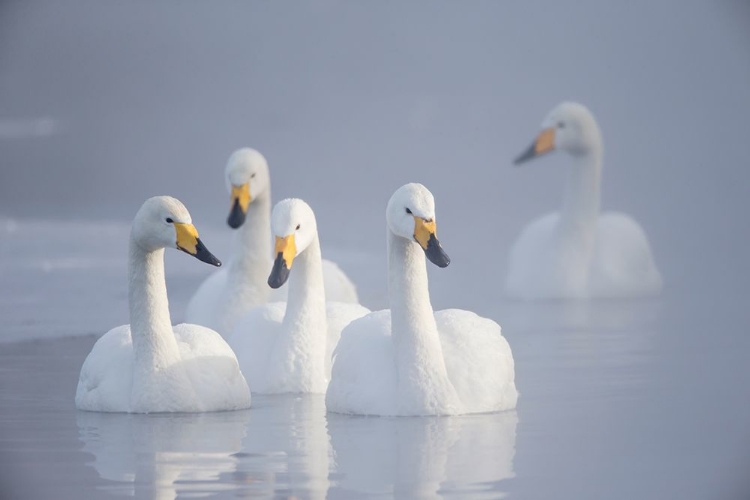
[232, 395, 330, 499]
[77, 410, 248, 500]
[79, 396, 517, 499]
[328, 410, 518, 499]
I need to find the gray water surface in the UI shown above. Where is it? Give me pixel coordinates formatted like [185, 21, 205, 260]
[1, 245, 748, 499]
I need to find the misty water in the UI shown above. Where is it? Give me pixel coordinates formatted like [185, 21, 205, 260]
[1, 1, 750, 498]
[1, 219, 748, 499]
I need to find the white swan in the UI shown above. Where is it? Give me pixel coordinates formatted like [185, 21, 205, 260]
[326, 183, 517, 416]
[185, 148, 359, 337]
[75, 196, 251, 413]
[507, 102, 663, 299]
[228, 199, 369, 394]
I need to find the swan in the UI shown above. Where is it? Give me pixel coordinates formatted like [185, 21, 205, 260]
[507, 101, 663, 299]
[228, 199, 370, 394]
[326, 183, 517, 416]
[75, 196, 251, 413]
[185, 148, 359, 337]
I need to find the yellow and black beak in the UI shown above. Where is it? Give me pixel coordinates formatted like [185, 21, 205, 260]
[514, 127, 556, 165]
[413, 217, 450, 268]
[268, 234, 296, 288]
[175, 222, 222, 267]
[227, 183, 251, 229]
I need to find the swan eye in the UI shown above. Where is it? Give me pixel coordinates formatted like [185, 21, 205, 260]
[296, 224, 301, 230]
[165, 218, 174, 224]
[251, 173, 256, 179]
[557, 121, 565, 129]
[405, 208, 412, 215]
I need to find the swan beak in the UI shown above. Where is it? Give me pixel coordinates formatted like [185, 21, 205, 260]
[413, 217, 450, 268]
[227, 183, 252, 229]
[268, 234, 296, 288]
[175, 223, 222, 267]
[514, 127, 556, 165]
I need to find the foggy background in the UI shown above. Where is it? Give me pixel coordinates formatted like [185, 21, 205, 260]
[2, 0, 749, 302]
[2, 2, 750, 499]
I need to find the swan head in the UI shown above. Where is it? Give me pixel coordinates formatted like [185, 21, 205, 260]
[131, 196, 221, 266]
[387, 183, 450, 268]
[514, 101, 602, 164]
[225, 148, 271, 229]
[267, 198, 318, 288]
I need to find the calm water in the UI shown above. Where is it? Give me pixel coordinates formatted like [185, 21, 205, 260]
[2, 1, 749, 498]
[0, 219, 748, 499]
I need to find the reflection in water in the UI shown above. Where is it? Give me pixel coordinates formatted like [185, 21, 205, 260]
[77, 410, 249, 499]
[77, 395, 517, 499]
[232, 395, 330, 499]
[328, 410, 518, 499]
[77, 396, 331, 499]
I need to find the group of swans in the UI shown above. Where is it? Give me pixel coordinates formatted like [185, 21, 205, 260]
[185, 148, 358, 336]
[75, 100, 661, 416]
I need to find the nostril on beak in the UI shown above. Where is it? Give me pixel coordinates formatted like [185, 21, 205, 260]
[424, 218, 433, 223]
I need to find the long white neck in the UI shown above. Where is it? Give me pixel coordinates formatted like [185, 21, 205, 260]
[271, 235, 328, 392]
[228, 190, 273, 296]
[559, 142, 603, 249]
[128, 236, 181, 372]
[387, 230, 453, 412]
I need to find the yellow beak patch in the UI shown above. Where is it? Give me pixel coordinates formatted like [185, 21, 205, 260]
[274, 234, 297, 269]
[231, 183, 251, 213]
[534, 127, 556, 155]
[413, 217, 437, 250]
[175, 223, 200, 254]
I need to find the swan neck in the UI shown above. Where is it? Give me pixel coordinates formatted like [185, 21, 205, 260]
[128, 236, 180, 369]
[387, 231, 436, 328]
[229, 190, 273, 290]
[274, 234, 327, 388]
[284, 235, 326, 330]
[560, 146, 602, 236]
[387, 229, 450, 384]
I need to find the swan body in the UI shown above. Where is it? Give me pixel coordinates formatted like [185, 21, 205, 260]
[186, 149, 359, 337]
[507, 102, 662, 299]
[326, 184, 517, 416]
[75, 196, 251, 413]
[228, 199, 369, 394]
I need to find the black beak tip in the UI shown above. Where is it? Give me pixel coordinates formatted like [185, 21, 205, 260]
[424, 235, 451, 268]
[227, 200, 246, 229]
[513, 143, 537, 166]
[267, 271, 289, 289]
[193, 238, 222, 267]
[428, 251, 451, 268]
[268, 254, 290, 288]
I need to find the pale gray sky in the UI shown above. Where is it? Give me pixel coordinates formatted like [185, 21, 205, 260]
[1, 0, 749, 295]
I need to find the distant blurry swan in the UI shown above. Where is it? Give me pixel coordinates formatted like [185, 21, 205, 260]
[506, 102, 662, 299]
[229, 199, 369, 394]
[185, 148, 359, 337]
[326, 184, 517, 416]
[75, 196, 251, 413]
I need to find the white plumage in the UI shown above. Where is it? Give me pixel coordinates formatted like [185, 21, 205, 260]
[186, 148, 358, 337]
[228, 198, 369, 394]
[75, 196, 251, 413]
[326, 184, 517, 416]
[507, 102, 662, 299]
